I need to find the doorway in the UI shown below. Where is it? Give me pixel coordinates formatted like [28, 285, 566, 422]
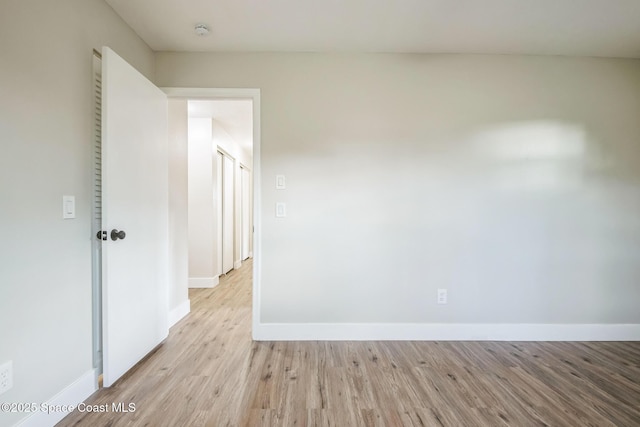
[165, 88, 261, 339]
[91, 78, 261, 382]
[186, 98, 254, 282]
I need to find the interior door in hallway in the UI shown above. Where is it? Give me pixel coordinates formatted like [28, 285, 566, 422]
[220, 151, 235, 274]
[101, 47, 169, 387]
[241, 166, 251, 261]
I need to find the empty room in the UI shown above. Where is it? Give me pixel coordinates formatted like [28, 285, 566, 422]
[1, 1, 640, 426]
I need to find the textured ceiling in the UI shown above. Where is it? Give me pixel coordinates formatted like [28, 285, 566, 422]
[106, 0, 640, 57]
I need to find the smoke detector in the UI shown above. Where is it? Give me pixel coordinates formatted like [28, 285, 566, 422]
[194, 24, 210, 36]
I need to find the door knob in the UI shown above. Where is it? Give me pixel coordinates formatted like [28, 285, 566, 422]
[110, 229, 126, 241]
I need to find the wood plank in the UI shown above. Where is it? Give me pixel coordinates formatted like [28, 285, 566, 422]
[57, 261, 640, 426]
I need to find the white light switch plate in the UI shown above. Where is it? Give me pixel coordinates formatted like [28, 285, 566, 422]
[276, 175, 286, 190]
[62, 195, 75, 219]
[276, 202, 287, 217]
[437, 289, 448, 304]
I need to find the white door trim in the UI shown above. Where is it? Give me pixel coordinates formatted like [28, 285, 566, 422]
[162, 87, 262, 339]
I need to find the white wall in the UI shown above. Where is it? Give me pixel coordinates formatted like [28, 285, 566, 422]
[0, 0, 155, 425]
[168, 100, 189, 319]
[187, 118, 217, 286]
[156, 53, 640, 337]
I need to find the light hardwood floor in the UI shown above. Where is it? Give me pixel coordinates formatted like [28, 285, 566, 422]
[58, 260, 640, 426]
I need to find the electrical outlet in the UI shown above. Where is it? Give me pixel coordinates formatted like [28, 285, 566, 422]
[437, 289, 448, 305]
[0, 360, 13, 394]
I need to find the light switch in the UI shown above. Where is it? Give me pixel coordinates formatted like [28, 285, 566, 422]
[276, 175, 286, 190]
[276, 202, 286, 218]
[63, 195, 76, 219]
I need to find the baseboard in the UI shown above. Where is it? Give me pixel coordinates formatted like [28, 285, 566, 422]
[169, 299, 191, 327]
[234, 260, 242, 269]
[253, 323, 640, 342]
[188, 276, 219, 288]
[17, 369, 97, 427]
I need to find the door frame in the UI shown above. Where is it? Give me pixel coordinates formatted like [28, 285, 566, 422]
[163, 87, 262, 338]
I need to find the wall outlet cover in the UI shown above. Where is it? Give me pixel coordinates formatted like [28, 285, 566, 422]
[0, 360, 13, 394]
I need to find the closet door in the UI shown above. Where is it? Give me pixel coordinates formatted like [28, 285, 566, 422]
[241, 166, 251, 261]
[221, 153, 235, 274]
[216, 152, 223, 276]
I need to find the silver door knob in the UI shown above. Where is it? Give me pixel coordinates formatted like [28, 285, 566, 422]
[110, 229, 126, 241]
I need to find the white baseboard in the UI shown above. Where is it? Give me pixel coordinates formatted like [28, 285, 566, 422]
[169, 299, 191, 327]
[234, 260, 242, 269]
[253, 323, 640, 342]
[17, 369, 97, 427]
[249, 252, 253, 258]
[188, 276, 219, 288]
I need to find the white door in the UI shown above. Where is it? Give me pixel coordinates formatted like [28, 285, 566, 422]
[222, 153, 235, 274]
[241, 166, 251, 261]
[216, 152, 223, 276]
[101, 47, 169, 387]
